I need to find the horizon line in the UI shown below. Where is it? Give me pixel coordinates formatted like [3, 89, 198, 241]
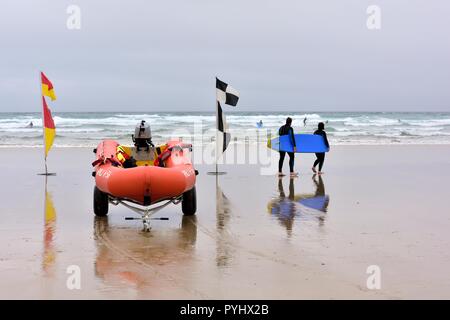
[1, 110, 449, 113]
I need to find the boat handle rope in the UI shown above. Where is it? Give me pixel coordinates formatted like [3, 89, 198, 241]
[109, 195, 183, 231]
[109, 196, 182, 216]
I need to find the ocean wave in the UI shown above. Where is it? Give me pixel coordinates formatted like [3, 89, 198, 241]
[2, 112, 450, 146]
[344, 117, 400, 127]
[405, 119, 450, 127]
[114, 114, 162, 119]
[400, 131, 416, 137]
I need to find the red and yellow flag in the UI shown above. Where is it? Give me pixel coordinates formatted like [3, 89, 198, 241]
[42, 97, 56, 158]
[41, 72, 57, 101]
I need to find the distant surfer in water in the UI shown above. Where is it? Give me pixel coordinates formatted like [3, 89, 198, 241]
[26, 121, 33, 128]
[303, 117, 307, 126]
[312, 122, 329, 175]
[257, 120, 263, 128]
[278, 117, 298, 177]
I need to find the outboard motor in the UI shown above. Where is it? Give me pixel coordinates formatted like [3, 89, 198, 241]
[132, 120, 154, 151]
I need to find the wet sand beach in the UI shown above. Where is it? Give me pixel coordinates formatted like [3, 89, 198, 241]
[1, 145, 450, 299]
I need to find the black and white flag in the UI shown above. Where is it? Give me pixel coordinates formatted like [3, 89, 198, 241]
[215, 78, 239, 156]
[216, 77, 239, 107]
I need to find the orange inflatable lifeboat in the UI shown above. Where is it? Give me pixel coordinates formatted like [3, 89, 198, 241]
[92, 139, 197, 218]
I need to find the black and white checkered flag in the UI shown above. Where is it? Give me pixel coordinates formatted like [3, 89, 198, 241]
[216, 77, 239, 107]
[215, 78, 239, 155]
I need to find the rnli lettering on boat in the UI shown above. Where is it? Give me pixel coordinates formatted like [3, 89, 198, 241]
[182, 168, 195, 177]
[97, 168, 112, 179]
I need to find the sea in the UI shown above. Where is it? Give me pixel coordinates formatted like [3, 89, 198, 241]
[1, 112, 450, 147]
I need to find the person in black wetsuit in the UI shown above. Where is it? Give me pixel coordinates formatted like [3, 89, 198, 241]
[312, 122, 329, 174]
[278, 117, 298, 177]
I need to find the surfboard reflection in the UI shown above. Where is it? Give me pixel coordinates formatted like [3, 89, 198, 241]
[267, 175, 330, 236]
[300, 175, 330, 215]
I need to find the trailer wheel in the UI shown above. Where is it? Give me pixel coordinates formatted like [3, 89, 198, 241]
[94, 186, 109, 216]
[182, 186, 197, 215]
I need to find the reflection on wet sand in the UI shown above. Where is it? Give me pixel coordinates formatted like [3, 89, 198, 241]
[215, 177, 234, 268]
[269, 178, 296, 236]
[300, 175, 330, 227]
[267, 175, 330, 236]
[42, 178, 57, 275]
[93, 215, 198, 293]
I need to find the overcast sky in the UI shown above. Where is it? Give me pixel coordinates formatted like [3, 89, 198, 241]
[0, 0, 449, 112]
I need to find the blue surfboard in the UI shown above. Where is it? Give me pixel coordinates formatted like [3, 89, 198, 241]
[299, 195, 329, 212]
[269, 134, 329, 153]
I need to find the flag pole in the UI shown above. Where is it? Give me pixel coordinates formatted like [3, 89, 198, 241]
[38, 71, 55, 176]
[215, 99, 219, 174]
[208, 77, 232, 176]
[208, 92, 225, 175]
[40, 70, 47, 175]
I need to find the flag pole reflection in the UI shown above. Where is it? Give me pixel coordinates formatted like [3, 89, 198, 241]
[43, 176, 57, 274]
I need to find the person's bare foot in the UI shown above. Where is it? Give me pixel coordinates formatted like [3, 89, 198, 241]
[312, 167, 317, 173]
[278, 172, 286, 177]
[290, 172, 299, 177]
[318, 171, 324, 175]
